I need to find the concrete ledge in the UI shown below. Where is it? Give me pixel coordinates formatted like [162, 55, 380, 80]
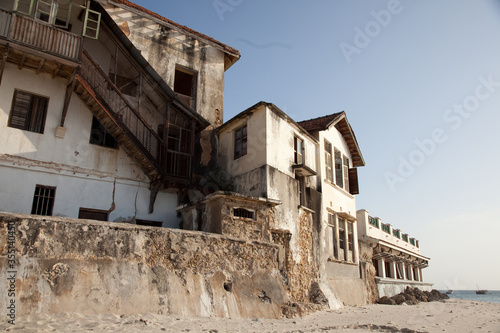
[376, 277, 433, 298]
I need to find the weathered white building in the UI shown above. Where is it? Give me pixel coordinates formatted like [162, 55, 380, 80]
[214, 102, 322, 305]
[297, 113, 366, 305]
[357, 209, 433, 297]
[0, 0, 239, 227]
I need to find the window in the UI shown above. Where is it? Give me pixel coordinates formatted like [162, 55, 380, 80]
[334, 148, 343, 187]
[343, 155, 350, 193]
[294, 136, 304, 164]
[89, 116, 118, 149]
[338, 217, 345, 256]
[14, 0, 101, 38]
[324, 140, 333, 182]
[164, 108, 194, 178]
[295, 174, 306, 206]
[31, 185, 56, 216]
[347, 222, 354, 252]
[174, 67, 197, 109]
[78, 208, 108, 221]
[234, 125, 247, 159]
[136, 219, 163, 227]
[233, 208, 255, 220]
[328, 213, 338, 259]
[8, 90, 48, 134]
[35, 0, 72, 29]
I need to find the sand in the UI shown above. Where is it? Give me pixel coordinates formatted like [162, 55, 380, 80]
[2, 298, 499, 332]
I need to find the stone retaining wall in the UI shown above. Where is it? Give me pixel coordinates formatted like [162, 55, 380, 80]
[0, 213, 289, 318]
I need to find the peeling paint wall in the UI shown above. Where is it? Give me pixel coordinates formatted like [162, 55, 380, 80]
[0, 213, 289, 318]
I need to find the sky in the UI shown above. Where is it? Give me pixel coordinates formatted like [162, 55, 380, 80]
[132, 0, 500, 290]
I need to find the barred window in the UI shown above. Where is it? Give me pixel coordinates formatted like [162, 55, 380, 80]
[31, 185, 56, 216]
[233, 207, 255, 220]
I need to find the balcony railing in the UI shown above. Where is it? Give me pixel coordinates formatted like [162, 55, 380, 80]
[368, 215, 379, 228]
[0, 10, 82, 62]
[80, 50, 191, 179]
[381, 223, 391, 234]
[402, 233, 409, 242]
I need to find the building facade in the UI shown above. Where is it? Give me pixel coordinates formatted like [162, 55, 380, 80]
[357, 209, 433, 298]
[0, 0, 238, 227]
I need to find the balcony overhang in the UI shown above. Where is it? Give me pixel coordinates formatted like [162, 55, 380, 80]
[292, 163, 316, 177]
[327, 207, 357, 222]
[0, 10, 82, 81]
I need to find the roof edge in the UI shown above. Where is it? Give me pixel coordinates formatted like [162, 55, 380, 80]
[102, 0, 241, 60]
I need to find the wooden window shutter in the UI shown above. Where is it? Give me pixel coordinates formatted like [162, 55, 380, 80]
[348, 167, 359, 195]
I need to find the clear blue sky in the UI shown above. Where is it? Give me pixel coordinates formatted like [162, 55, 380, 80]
[134, 0, 500, 290]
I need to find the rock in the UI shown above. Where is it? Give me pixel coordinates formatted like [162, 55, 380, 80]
[376, 287, 448, 306]
[377, 296, 396, 305]
[393, 294, 406, 305]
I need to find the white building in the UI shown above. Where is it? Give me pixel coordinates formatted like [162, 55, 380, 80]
[212, 103, 367, 306]
[357, 209, 433, 297]
[297, 112, 366, 305]
[0, 0, 238, 226]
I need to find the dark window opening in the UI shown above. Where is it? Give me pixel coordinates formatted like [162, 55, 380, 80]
[174, 67, 196, 109]
[385, 261, 391, 278]
[373, 259, 380, 277]
[136, 219, 163, 227]
[8, 90, 48, 134]
[234, 125, 247, 159]
[31, 185, 56, 216]
[89, 116, 118, 149]
[233, 208, 255, 220]
[78, 208, 108, 221]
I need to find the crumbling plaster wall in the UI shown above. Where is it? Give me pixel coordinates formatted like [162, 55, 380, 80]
[0, 213, 289, 318]
[103, 4, 226, 125]
[358, 240, 379, 303]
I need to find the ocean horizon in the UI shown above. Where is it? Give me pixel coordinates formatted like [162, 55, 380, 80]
[440, 290, 500, 304]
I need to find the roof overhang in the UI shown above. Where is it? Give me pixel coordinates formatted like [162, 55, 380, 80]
[101, 0, 240, 71]
[327, 112, 365, 167]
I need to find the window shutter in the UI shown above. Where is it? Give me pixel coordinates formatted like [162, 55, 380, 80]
[9, 91, 32, 130]
[83, 8, 101, 39]
[15, 0, 34, 15]
[348, 167, 359, 195]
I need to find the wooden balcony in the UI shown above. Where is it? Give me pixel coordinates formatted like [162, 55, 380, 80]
[0, 9, 82, 80]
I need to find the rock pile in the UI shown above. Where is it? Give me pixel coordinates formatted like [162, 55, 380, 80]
[377, 287, 449, 305]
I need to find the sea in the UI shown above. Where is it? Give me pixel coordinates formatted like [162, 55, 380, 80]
[440, 290, 500, 304]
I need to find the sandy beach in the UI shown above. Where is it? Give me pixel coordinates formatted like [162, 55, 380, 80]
[2, 298, 499, 333]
